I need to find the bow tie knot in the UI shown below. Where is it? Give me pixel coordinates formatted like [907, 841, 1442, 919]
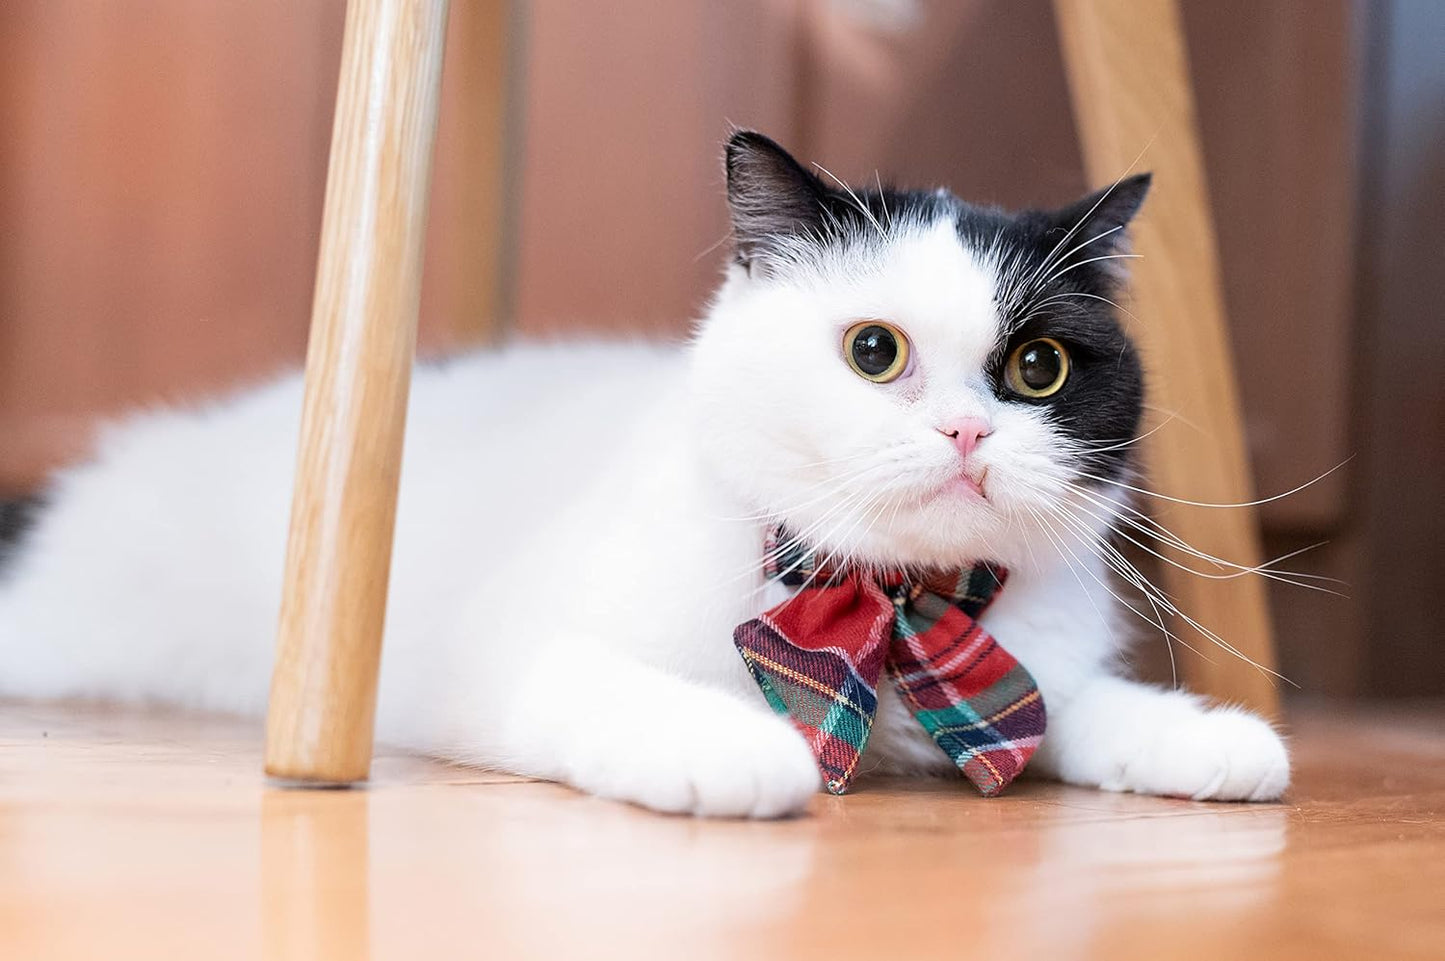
[734, 526, 1046, 796]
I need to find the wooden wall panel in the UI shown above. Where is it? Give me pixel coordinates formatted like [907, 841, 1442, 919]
[510, 0, 803, 337]
[1182, 0, 1358, 530]
[0, 0, 510, 494]
[801, 0, 1085, 209]
[1176, 0, 1361, 693]
[420, 0, 515, 351]
[0, 0, 344, 494]
[1353, 0, 1445, 697]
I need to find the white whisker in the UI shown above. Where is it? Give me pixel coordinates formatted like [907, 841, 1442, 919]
[1074, 460, 1351, 511]
[811, 161, 887, 240]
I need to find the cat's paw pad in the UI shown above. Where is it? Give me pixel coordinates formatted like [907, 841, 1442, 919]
[1114, 707, 1289, 801]
[568, 699, 820, 819]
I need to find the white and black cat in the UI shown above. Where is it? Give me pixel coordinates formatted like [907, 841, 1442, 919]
[0, 131, 1287, 816]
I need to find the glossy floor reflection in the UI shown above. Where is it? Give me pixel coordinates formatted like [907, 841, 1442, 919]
[1, 702, 1440, 960]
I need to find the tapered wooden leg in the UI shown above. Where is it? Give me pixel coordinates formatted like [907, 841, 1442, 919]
[1052, 0, 1280, 716]
[265, 0, 451, 782]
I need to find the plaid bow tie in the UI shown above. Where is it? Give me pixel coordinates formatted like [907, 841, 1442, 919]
[733, 526, 1046, 796]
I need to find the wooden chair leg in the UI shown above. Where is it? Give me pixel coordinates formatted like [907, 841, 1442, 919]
[1052, 0, 1280, 717]
[265, 0, 452, 782]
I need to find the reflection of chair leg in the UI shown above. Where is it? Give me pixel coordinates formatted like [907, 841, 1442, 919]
[265, 0, 452, 783]
[262, 791, 372, 960]
[1053, 0, 1279, 716]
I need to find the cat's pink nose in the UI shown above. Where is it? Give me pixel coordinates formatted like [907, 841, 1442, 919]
[938, 417, 992, 461]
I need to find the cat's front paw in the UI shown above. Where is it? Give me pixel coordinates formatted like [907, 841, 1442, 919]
[1114, 707, 1289, 801]
[565, 696, 821, 819]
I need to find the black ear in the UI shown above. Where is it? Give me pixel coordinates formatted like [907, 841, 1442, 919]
[724, 130, 831, 270]
[1050, 172, 1152, 240]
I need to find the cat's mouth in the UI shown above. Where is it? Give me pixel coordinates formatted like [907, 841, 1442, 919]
[937, 465, 989, 501]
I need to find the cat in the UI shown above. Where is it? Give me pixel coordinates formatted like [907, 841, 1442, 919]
[0, 131, 1288, 817]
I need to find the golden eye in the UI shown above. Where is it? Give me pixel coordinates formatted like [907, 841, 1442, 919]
[844, 321, 911, 383]
[1005, 337, 1070, 398]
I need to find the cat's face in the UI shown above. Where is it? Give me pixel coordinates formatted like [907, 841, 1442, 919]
[689, 131, 1148, 571]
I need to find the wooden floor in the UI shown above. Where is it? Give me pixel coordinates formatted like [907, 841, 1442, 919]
[1, 702, 1441, 960]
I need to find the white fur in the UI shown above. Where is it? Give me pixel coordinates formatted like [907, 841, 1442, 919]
[0, 217, 1287, 816]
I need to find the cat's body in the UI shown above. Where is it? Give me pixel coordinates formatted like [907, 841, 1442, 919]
[0, 133, 1289, 816]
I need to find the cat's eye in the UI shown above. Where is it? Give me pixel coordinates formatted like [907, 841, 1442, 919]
[1005, 337, 1070, 399]
[844, 321, 911, 383]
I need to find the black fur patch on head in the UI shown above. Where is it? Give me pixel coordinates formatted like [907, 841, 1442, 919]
[723, 130, 1148, 480]
[970, 177, 1149, 479]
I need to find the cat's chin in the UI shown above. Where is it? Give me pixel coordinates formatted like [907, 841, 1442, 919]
[812, 514, 1008, 572]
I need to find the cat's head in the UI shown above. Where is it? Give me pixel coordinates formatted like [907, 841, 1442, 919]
[689, 131, 1149, 571]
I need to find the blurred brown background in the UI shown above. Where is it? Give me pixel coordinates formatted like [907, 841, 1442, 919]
[1, 1, 1440, 699]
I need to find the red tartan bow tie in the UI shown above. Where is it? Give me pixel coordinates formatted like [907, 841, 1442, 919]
[733, 526, 1046, 796]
